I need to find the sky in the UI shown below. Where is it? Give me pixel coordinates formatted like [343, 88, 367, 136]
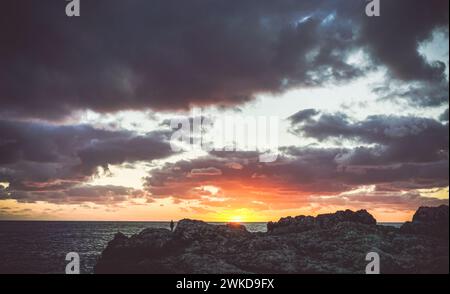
[0, 0, 448, 222]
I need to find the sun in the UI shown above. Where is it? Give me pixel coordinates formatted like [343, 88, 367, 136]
[217, 208, 258, 223]
[229, 216, 243, 223]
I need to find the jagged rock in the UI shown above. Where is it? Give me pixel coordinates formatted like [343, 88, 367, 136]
[268, 209, 376, 234]
[94, 228, 175, 273]
[400, 205, 449, 239]
[95, 207, 449, 274]
[316, 209, 376, 226]
[412, 205, 449, 223]
[174, 219, 250, 241]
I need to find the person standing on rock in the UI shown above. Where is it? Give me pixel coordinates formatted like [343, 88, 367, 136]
[170, 220, 175, 232]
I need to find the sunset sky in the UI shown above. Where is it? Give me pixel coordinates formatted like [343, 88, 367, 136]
[0, 0, 448, 222]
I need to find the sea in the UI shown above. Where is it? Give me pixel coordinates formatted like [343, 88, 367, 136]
[0, 221, 402, 274]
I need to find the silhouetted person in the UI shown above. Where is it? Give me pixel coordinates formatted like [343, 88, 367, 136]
[170, 220, 175, 232]
[267, 221, 274, 233]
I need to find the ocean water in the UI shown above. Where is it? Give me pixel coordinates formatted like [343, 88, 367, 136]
[0, 221, 402, 274]
[377, 222, 403, 228]
[0, 221, 266, 274]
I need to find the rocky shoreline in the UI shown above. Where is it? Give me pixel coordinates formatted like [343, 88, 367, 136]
[95, 205, 449, 274]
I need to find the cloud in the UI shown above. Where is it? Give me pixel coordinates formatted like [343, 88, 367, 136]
[351, 0, 449, 81]
[143, 111, 449, 211]
[1, 1, 447, 118]
[440, 108, 449, 122]
[344, 0, 449, 108]
[0, 0, 375, 119]
[0, 183, 152, 205]
[144, 140, 448, 211]
[310, 190, 448, 212]
[290, 111, 449, 165]
[189, 167, 223, 177]
[0, 1, 448, 214]
[76, 129, 174, 174]
[0, 120, 174, 203]
[373, 80, 449, 108]
[288, 109, 320, 124]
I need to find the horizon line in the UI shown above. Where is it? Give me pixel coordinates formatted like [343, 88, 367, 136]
[0, 219, 406, 223]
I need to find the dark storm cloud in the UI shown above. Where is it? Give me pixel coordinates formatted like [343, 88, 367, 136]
[0, 184, 150, 204]
[0, 0, 355, 119]
[290, 111, 449, 165]
[3, 0, 447, 119]
[349, 0, 449, 81]
[340, 160, 449, 189]
[440, 108, 449, 122]
[288, 109, 320, 124]
[0, 120, 173, 172]
[0, 120, 174, 202]
[76, 129, 173, 174]
[346, 0, 449, 108]
[273, 148, 448, 191]
[373, 80, 449, 107]
[283, 111, 449, 195]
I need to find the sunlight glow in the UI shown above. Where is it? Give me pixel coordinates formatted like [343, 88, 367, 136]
[229, 216, 243, 223]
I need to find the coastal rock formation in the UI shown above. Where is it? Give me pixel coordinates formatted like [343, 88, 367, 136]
[267, 209, 376, 234]
[95, 206, 449, 274]
[400, 205, 449, 238]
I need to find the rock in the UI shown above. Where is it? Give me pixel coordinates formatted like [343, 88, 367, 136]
[95, 207, 448, 274]
[316, 209, 376, 226]
[412, 205, 449, 223]
[94, 228, 174, 273]
[268, 209, 376, 234]
[174, 219, 250, 242]
[400, 205, 449, 239]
